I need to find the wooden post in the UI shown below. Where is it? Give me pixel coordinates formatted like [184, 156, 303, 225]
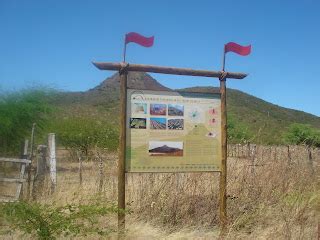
[307, 146, 314, 174]
[219, 75, 227, 227]
[251, 145, 256, 175]
[247, 142, 251, 158]
[76, 150, 83, 186]
[17, 139, 28, 199]
[287, 145, 291, 165]
[27, 123, 36, 199]
[22, 139, 29, 159]
[48, 133, 57, 193]
[30, 123, 36, 161]
[96, 150, 104, 193]
[32, 145, 47, 200]
[36, 145, 47, 176]
[118, 69, 128, 233]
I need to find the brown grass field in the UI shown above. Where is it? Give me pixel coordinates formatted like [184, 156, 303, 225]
[1, 145, 319, 239]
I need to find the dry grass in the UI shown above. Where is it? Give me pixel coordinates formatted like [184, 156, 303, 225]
[1, 146, 320, 239]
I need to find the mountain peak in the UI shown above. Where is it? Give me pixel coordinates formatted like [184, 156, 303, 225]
[91, 72, 170, 92]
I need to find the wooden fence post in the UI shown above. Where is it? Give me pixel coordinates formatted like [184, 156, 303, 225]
[247, 142, 251, 158]
[48, 133, 57, 193]
[287, 145, 291, 165]
[307, 146, 314, 174]
[97, 152, 104, 193]
[76, 150, 83, 186]
[27, 123, 36, 199]
[17, 139, 28, 199]
[32, 145, 47, 200]
[251, 144, 256, 175]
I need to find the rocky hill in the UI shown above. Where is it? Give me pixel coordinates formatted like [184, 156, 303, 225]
[53, 72, 320, 144]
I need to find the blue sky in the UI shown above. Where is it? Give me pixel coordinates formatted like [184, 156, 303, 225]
[1, 0, 319, 116]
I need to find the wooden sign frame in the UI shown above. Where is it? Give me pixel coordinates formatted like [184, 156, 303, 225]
[93, 61, 247, 232]
[126, 88, 222, 172]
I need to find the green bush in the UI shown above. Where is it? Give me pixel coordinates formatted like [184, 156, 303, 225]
[284, 123, 320, 147]
[0, 201, 119, 239]
[227, 114, 253, 143]
[50, 117, 119, 155]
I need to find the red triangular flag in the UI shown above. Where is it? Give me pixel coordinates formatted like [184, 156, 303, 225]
[125, 32, 154, 47]
[224, 42, 251, 56]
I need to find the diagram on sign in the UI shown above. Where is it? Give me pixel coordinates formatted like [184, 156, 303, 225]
[188, 107, 204, 123]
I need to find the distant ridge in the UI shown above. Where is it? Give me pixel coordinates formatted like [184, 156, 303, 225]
[54, 72, 170, 106]
[52, 72, 320, 144]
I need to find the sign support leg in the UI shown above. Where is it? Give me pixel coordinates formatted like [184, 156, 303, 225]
[219, 76, 227, 228]
[118, 69, 127, 233]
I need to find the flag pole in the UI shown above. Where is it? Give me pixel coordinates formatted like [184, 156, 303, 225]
[123, 33, 128, 63]
[123, 41, 127, 63]
[222, 46, 226, 71]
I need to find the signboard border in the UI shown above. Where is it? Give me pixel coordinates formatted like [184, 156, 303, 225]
[126, 87, 222, 173]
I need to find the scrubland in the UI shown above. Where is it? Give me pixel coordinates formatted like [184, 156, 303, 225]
[0, 146, 319, 239]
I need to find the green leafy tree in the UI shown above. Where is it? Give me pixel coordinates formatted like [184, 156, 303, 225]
[51, 117, 119, 157]
[284, 123, 320, 147]
[0, 89, 53, 155]
[227, 114, 253, 143]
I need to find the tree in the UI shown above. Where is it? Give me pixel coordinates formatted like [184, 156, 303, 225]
[0, 89, 53, 155]
[227, 114, 253, 143]
[284, 123, 320, 147]
[48, 116, 119, 185]
[52, 117, 119, 157]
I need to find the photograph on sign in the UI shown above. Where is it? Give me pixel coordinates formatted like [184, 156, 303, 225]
[130, 118, 147, 129]
[150, 118, 166, 130]
[168, 119, 184, 130]
[126, 89, 222, 172]
[149, 141, 183, 156]
[168, 104, 184, 116]
[150, 104, 167, 115]
[132, 103, 147, 114]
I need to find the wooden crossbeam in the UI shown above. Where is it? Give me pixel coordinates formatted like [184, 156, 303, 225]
[92, 62, 247, 79]
[0, 158, 31, 164]
[0, 178, 26, 183]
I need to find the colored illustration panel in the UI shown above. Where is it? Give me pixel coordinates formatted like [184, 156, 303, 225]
[126, 89, 221, 173]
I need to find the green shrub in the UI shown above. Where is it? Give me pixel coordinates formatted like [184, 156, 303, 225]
[283, 123, 320, 147]
[0, 201, 119, 239]
[50, 117, 119, 155]
[227, 114, 253, 143]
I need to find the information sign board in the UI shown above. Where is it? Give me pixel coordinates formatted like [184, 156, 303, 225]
[126, 89, 221, 172]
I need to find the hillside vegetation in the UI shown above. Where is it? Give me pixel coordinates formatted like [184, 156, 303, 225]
[0, 72, 319, 156]
[52, 72, 320, 145]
